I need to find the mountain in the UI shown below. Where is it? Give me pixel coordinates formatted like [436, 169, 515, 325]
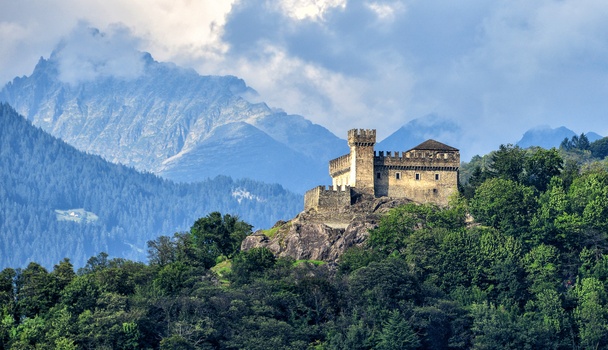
[0, 49, 347, 193]
[586, 132, 604, 143]
[159, 121, 326, 187]
[0, 103, 302, 269]
[377, 114, 461, 152]
[516, 125, 604, 149]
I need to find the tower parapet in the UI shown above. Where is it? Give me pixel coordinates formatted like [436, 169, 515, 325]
[305, 128, 460, 211]
[348, 129, 376, 146]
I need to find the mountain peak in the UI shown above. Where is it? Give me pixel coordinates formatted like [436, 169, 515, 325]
[516, 126, 604, 149]
[377, 114, 461, 152]
[0, 28, 345, 193]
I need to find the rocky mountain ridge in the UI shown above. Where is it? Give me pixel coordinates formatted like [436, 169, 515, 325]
[0, 51, 347, 193]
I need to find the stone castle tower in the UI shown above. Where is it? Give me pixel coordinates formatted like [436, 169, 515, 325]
[305, 128, 460, 212]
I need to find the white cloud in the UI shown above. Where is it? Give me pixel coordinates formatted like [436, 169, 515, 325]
[0, 0, 235, 84]
[53, 23, 146, 84]
[206, 41, 414, 141]
[2, 0, 608, 159]
[367, 1, 406, 22]
[278, 0, 346, 20]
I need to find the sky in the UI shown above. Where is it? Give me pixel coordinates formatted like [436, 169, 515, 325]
[1, 0, 608, 160]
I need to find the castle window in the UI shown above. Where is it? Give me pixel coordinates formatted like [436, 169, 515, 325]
[377, 172, 381, 179]
[415, 173, 420, 180]
[435, 174, 440, 181]
[395, 172, 401, 180]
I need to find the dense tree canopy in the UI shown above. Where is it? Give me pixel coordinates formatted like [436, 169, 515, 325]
[2, 143, 608, 349]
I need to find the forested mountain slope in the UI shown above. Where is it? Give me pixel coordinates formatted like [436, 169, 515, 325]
[0, 47, 347, 193]
[3, 141, 608, 348]
[0, 104, 301, 268]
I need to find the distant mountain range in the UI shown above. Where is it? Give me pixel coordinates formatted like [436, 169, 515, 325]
[0, 103, 301, 269]
[2, 32, 602, 198]
[377, 114, 462, 152]
[0, 51, 347, 193]
[516, 125, 603, 149]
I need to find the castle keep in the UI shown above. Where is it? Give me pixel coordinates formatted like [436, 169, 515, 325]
[304, 129, 460, 212]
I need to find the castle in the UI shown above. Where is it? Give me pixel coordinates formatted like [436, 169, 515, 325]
[304, 129, 460, 212]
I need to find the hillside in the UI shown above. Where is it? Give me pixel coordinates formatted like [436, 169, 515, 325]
[0, 49, 347, 193]
[0, 103, 302, 268]
[3, 142, 608, 349]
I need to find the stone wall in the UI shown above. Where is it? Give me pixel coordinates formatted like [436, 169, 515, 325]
[373, 149, 459, 206]
[348, 129, 376, 195]
[374, 168, 458, 206]
[304, 185, 351, 212]
[329, 153, 351, 178]
[311, 128, 460, 211]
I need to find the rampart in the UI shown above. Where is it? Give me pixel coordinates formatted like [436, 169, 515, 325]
[304, 185, 351, 212]
[329, 154, 351, 177]
[305, 128, 460, 211]
[373, 150, 460, 170]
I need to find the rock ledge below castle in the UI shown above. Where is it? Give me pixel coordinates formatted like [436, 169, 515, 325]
[241, 196, 414, 263]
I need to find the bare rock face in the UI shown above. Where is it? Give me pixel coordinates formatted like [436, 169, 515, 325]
[241, 196, 413, 262]
[0, 52, 347, 193]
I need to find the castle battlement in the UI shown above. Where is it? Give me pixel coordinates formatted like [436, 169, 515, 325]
[374, 149, 460, 166]
[329, 154, 351, 177]
[305, 129, 460, 212]
[306, 185, 351, 194]
[304, 185, 352, 212]
[348, 129, 376, 146]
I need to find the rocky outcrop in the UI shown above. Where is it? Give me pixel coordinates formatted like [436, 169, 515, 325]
[241, 196, 413, 262]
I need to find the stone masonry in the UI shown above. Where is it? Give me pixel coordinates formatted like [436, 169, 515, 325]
[304, 128, 460, 212]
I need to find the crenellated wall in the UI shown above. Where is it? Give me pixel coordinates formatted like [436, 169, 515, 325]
[373, 150, 460, 168]
[373, 149, 460, 206]
[304, 185, 352, 212]
[329, 153, 351, 178]
[347, 129, 376, 145]
[305, 128, 460, 212]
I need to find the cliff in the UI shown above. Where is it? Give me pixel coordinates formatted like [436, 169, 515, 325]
[241, 195, 413, 262]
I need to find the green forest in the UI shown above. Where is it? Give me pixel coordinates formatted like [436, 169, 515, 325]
[1, 134, 608, 349]
[0, 103, 302, 268]
[3, 100, 608, 348]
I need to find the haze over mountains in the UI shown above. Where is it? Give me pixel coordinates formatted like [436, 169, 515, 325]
[376, 114, 462, 152]
[516, 125, 603, 149]
[0, 48, 347, 194]
[1, 30, 606, 270]
[0, 103, 301, 268]
[2, 32, 604, 196]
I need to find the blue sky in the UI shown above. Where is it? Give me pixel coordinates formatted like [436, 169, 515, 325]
[2, 0, 608, 159]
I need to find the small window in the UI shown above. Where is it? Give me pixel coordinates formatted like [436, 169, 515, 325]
[377, 172, 381, 179]
[415, 173, 420, 180]
[396, 172, 401, 180]
[435, 174, 440, 181]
